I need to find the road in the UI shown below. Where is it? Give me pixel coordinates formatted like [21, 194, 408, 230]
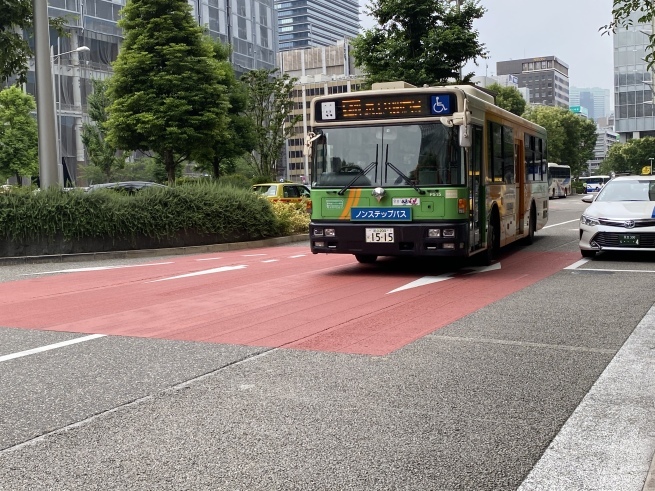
[0, 197, 654, 490]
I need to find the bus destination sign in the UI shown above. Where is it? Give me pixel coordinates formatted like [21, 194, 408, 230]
[316, 93, 457, 122]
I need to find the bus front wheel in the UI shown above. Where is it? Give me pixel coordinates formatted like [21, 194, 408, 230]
[355, 254, 378, 264]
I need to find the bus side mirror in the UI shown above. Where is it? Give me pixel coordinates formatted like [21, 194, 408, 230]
[459, 125, 472, 148]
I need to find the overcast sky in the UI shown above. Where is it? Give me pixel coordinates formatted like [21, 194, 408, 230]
[358, 0, 615, 94]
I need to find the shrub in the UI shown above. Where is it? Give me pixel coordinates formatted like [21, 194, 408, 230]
[268, 199, 310, 235]
[0, 182, 281, 243]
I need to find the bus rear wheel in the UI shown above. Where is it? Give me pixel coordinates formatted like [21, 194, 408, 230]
[355, 254, 378, 264]
[479, 212, 499, 266]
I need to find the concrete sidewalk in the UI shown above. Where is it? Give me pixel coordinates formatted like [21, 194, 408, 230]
[518, 305, 655, 491]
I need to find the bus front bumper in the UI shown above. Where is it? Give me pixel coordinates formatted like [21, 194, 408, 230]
[309, 221, 470, 257]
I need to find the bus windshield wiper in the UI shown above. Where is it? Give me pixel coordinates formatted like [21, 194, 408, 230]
[383, 146, 425, 195]
[338, 144, 379, 195]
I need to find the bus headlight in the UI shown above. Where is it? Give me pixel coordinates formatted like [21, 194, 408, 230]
[324, 228, 336, 237]
[428, 229, 441, 238]
[314, 241, 326, 248]
[313, 228, 324, 236]
[443, 229, 455, 238]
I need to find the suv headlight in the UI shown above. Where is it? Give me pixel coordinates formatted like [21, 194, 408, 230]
[581, 215, 600, 226]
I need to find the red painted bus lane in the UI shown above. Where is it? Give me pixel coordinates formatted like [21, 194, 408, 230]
[0, 249, 580, 355]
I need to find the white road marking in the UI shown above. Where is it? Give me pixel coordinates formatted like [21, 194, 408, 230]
[580, 268, 655, 274]
[149, 265, 247, 282]
[543, 219, 579, 229]
[0, 334, 106, 363]
[289, 255, 306, 258]
[261, 260, 279, 263]
[564, 258, 589, 270]
[242, 254, 266, 257]
[387, 274, 455, 294]
[24, 262, 174, 276]
[196, 257, 222, 261]
[388, 263, 501, 294]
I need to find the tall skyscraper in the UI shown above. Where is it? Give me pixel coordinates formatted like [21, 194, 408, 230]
[570, 87, 610, 122]
[275, 0, 359, 52]
[496, 56, 570, 108]
[613, 10, 655, 142]
[19, 0, 277, 184]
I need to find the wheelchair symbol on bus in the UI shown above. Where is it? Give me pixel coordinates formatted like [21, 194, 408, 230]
[430, 96, 450, 115]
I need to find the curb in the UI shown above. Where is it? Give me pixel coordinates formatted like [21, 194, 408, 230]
[0, 234, 310, 266]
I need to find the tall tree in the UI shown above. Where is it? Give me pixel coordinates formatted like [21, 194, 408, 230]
[241, 69, 300, 179]
[523, 105, 598, 178]
[193, 39, 256, 179]
[486, 82, 526, 116]
[600, 136, 655, 175]
[351, 0, 487, 87]
[0, 2, 65, 84]
[0, 86, 38, 184]
[81, 79, 126, 180]
[106, 0, 230, 183]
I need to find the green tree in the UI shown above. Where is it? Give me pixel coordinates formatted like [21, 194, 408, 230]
[351, 0, 487, 87]
[193, 39, 256, 179]
[106, 0, 230, 183]
[0, 2, 65, 84]
[81, 79, 126, 180]
[0, 86, 38, 184]
[241, 69, 300, 179]
[486, 83, 526, 116]
[600, 137, 655, 175]
[523, 105, 598, 177]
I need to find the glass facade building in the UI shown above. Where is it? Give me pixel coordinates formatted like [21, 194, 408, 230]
[16, 0, 277, 184]
[613, 11, 655, 141]
[570, 87, 610, 122]
[275, 0, 359, 51]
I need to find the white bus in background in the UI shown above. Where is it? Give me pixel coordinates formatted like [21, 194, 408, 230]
[547, 163, 571, 198]
[578, 175, 611, 193]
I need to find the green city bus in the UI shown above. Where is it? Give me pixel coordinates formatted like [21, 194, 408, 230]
[306, 82, 549, 264]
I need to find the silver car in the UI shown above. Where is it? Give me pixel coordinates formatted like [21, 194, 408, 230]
[579, 175, 655, 258]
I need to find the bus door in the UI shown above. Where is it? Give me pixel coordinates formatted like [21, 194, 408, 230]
[515, 140, 526, 235]
[469, 125, 484, 250]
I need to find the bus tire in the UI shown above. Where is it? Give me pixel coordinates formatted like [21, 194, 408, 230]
[524, 205, 536, 245]
[355, 254, 377, 264]
[479, 210, 500, 266]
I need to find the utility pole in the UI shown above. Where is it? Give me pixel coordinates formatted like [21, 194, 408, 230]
[33, 0, 59, 189]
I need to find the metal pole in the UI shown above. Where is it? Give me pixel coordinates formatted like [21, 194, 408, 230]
[33, 0, 59, 189]
[56, 39, 64, 186]
[650, 157, 653, 175]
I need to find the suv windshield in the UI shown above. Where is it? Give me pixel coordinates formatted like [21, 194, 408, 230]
[311, 124, 464, 187]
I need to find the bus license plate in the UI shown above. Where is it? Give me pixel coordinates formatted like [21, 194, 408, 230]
[619, 234, 639, 245]
[366, 228, 394, 243]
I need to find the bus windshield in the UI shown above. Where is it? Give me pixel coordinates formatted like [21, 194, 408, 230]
[312, 123, 464, 187]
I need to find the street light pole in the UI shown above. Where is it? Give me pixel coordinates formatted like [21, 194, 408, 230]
[33, 0, 58, 189]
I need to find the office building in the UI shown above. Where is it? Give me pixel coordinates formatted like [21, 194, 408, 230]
[613, 10, 655, 142]
[275, 0, 359, 51]
[278, 40, 364, 181]
[19, 0, 277, 184]
[471, 74, 530, 104]
[570, 87, 611, 122]
[496, 56, 570, 108]
[587, 128, 619, 174]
